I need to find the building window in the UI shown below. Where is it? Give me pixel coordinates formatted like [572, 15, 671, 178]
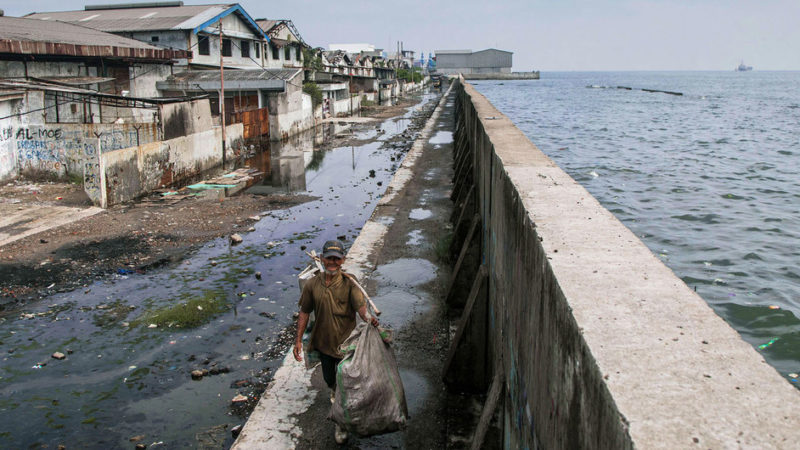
[272, 43, 279, 60]
[222, 38, 232, 57]
[254, 42, 260, 59]
[151, 36, 159, 42]
[241, 40, 250, 58]
[285, 46, 291, 61]
[198, 35, 210, 55]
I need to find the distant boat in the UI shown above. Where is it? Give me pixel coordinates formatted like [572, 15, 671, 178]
[736, 60, 753, 71]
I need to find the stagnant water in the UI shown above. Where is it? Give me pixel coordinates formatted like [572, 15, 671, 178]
[473, 72, 800, 386]
[0, 90, 438, 448]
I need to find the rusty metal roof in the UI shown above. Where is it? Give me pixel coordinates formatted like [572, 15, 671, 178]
[40, 76, 117, 85]
[0, 16, 190, 60]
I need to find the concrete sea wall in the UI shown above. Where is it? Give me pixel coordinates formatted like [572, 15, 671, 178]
[452, 79, 800, 448]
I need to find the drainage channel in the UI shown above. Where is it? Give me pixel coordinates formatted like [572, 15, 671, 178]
[0, 89, 439, 449]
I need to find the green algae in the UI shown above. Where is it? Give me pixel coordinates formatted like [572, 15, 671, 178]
[132, 289, 229, 329]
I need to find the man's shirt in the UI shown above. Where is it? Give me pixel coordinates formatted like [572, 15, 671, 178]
[299, 271, 365, 358]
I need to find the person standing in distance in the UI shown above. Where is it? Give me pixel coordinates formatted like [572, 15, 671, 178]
[293, 239, 379, 444]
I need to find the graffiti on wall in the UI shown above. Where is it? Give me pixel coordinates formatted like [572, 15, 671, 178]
[0, 124, 158, 180]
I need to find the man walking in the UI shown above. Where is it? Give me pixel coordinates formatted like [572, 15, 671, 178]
[293, 239, 379, 444]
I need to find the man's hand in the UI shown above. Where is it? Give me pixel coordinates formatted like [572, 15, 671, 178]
[358, 305, 379, 327]
[293, 340, 303, 362]
[294, 311, 309, 362]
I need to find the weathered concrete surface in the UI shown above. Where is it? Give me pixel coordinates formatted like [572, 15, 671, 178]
[99, 124, 244, 207]
[456, 79, 800, 448]
[0, 203, 102, 247]
[232, 85, 454, 449]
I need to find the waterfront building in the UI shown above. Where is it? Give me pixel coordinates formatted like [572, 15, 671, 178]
[256, 19, 307, 70]
[26, 3, 269, 70]
[434, 48, 513, 75]
[25, 3, 316, 140]
[0, 14, 191, 183]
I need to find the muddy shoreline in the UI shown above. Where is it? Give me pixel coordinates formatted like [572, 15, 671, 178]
[0, 98, 429, 315]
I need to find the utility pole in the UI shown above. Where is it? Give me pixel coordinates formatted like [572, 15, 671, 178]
[349, 67, 353, 115]
[219, 20, 226, 165]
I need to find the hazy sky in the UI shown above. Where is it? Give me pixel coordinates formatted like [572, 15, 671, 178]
[5, 0, 799, 71]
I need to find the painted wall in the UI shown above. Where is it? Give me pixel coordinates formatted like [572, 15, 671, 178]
[100, 123, 243, 207]
[190, 13, 264, 69]
[454, 79, 800, 448]
[0, 119, 159, 183]
[332, 95, 361, 117]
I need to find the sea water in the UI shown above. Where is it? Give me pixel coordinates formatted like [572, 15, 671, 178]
[473, 72, 800, 384]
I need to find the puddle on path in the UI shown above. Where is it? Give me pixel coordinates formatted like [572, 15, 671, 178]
[409, 208, 433, 220]
[0, 90, 440, 449]
[406, 229, 424, 246]
[373, 258, 437, 287]
[371, 289, 430, 329]
[428, 130, 453, 144]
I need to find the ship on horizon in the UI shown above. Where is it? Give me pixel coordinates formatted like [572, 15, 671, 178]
[737, 60, 753, 71]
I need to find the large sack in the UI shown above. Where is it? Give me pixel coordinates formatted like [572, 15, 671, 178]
[329, 321, 408, 436]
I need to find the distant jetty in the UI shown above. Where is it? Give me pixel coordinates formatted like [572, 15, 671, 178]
[462, 71, 540, 80]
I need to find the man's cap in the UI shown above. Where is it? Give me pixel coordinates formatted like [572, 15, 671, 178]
[322, 240, 345, 259]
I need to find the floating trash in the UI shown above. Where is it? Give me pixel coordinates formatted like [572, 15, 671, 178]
[769, 305, 780, 310]
[758, 338, 780, 350]
[789, 373, 799, 378]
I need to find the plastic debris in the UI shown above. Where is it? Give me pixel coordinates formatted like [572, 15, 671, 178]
[758, 338, 779, 350]
[769, 305, 780, 310]
[789, 373, 799, 378]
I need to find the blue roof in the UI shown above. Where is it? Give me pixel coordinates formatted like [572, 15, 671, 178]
[192, 4, 270, 42]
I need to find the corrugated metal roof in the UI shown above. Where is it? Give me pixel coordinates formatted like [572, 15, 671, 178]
[25, 4, 229, 32]
[255, 19, 279, 32]
[0, 16, 190, 60]
[156, 68, 300, 91]
[169, 68, 300, 82]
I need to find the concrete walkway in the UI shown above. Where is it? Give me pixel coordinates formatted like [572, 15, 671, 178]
[232, 84, 457, 448]
[0, 202, 102, 247]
